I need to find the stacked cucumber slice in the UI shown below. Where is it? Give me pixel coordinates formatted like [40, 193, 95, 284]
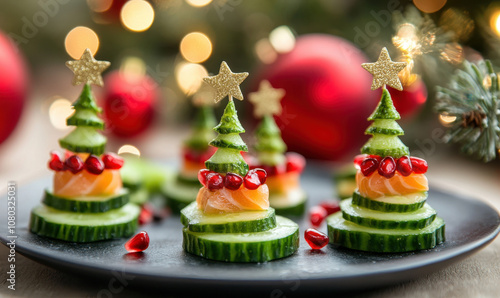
[181, 202, 299, 262]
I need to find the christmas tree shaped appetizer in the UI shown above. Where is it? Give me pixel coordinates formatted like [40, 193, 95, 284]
[163, 85, 217, 213]
[248, 80, 307, 216]
[327, 48, 445, 252]
[30, 49, 140, 242]
[181, 62, 299, 262]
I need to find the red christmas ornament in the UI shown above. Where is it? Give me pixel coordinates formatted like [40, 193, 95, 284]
[387, 77, 427, 120]
[252, 34, 379, 161]
[0, 31, 28, 146]
[101, 70, 158, 138]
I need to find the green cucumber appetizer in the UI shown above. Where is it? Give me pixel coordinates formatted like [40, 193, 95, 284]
[163, 180, 203, 213]
[328, 48, 445, 252]
[269, 188, 307, 216]
[31, 51, 140, 243]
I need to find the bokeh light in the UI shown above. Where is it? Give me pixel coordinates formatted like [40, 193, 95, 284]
[120, 56, 146, 82]
[120, 0, 155, 32]
[414, 0, 447, 14]
[65, 26, 99, 59]
[175, 62, 208, 95]
[87, 0, 113, 13]
[186, 0, 212, 7]
[255, 38, 277, 64]
[49, 98, 73, 130]
[490, 10, 500, 37]
[118, 145, 141, 156]
[180, 32, 213, 63]
[439, 113, 457, 127]
[269, 26, 295, 53]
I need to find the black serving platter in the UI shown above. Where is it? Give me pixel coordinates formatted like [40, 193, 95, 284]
[1, 163, 499, 295]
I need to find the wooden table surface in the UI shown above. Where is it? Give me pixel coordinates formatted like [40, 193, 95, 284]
[0, 98, 499, 298]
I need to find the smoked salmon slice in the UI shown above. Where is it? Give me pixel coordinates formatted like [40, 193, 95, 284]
[53, 169, 122, 197]
[196, 185, 270, 213]
[266, 172, 299, 194]
[356, 170, 428, 199]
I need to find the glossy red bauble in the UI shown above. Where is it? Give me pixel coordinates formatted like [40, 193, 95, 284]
[387, 78, 427, 120]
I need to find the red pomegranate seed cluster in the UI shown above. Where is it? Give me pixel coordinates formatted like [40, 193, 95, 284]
[183, 147, 216, 164]
[48, 151, 124, 174]
[309, 200, 340, 227]
[198, 168, 267, 191]
[249, 152, 305, 177]
[304, 228, 329, 250]
[354, 154, 428, 178]
[125, 231, 150, 253]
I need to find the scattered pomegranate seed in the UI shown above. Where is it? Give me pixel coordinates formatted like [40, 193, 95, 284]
[48, 151, 65, 171]
[360, 158, 378, 176]
[84, 155, 105, 175]
[286, 152, 306, 173]
[207, 173, 224, 191]
[138, 204, 154, 225]
[319, 201, 341, 215]
[102, 153, 124, 170]
[125, 231, 150, 253]
[353, 154, 368, 168]
[64, 155, 84, 174]
[378, 156, 396, 178]
[304, 228, 329, 250]
[309, 206, 328, 227]
[198, 169, 213, 187]
[396, 156, 413, 176]
[410, 157, 428, 174]
[224, 172, 243, 190]
[244, 169, 267, 190]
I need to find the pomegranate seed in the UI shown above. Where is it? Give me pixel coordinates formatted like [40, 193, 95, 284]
[368, 155, 382, 162]
[48, 151, 65, 171]
[125, 231, 150, 253]
[102, 153, 124, 170]
[396, 156, 413, 176]
[84, 155, 105, 175]
[360, 158, 378, 176]
[319, 201, 341, 215]
[304, 228, 329, 250]
[198, 169, 213, 187]
[286, 152, 306, 173]
[244, 169, 267, 190]
[64, 150, 73, 160]
[64, 155, 84, 174]
[378, 156, 396, 178]
[410, 157, 428, 174]
[224, 172, 243, 190]
[309, 206, 328, 227]
[259, 165, 277, 176]
[353, 154, 368, 168]
[138, 204, 154, 225]
[207, 173, 224, 191]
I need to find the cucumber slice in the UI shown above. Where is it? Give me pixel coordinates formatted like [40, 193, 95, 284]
[177, 174, 202, 186]
[181, 202, 276, 233]
[42, 189, 129, 213]
[30, 203, 140, 243]
[66, 109, 105, 129]
[341, 199, 436, 230]
[129, 188, 149, 205]
[183, 216, 299, 262]
[59, 127, 107, 155]
[269, 188, 307, 216]
[209, 133, 248, 151]
[327, 212, 445, 252]
[257, 151, 286, 166]
[365, 119, 404, 136]
[352, 190, 427, 213]
[162, 180, 200, 213]
[361, 135, 409, 158]
[205, 148, 248, 176]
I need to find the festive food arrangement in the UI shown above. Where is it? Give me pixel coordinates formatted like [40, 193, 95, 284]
[163, 86, 218, 213]
[327, 48, 445, 252]
[30, 49, 140, 242]
[180, 62, 300, 262]
[248, 80, 307, 216]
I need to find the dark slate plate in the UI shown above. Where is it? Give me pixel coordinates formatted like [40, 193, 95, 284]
[1, 164, 499, 295]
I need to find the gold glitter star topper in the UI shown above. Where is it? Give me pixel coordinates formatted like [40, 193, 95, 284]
[249, 80, 285, 118]
[66, 48, 110, 87]
[362, 47, 407, 91]
[202, 61, 249, 103]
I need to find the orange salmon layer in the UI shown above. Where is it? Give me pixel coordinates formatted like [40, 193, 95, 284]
[356, 170, 428, 199]
[53, 169, 122, 197]
[181, 159, 205, 178]
[266, 172, 300, 194]
[196, 185, 269, 214]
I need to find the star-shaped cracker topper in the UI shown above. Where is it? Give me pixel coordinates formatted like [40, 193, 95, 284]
[66, 48, 111, 87]
[248, 80, 285, 118]
[202, 61, 249, 103]
[362, 47, 407, 91]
